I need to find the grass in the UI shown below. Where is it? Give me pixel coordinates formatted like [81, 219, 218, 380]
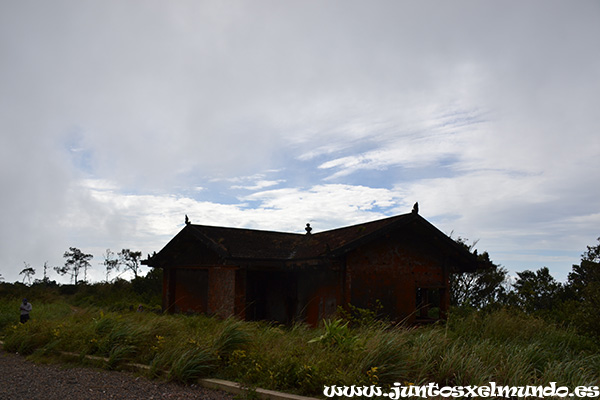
[1, 300, 598, 396]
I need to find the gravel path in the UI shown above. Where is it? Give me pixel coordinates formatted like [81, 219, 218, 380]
[0, 349, 236, 400]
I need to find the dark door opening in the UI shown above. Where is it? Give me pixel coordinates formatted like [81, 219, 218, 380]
[416, 287, 442, 321]
[246, 270, 298, 324]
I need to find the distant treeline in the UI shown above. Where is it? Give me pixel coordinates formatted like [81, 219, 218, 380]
[1, 237, 599, 337]
[0, 267, 162, 312]
[451, 236, 600, 337]
[5, 248, 148, 287]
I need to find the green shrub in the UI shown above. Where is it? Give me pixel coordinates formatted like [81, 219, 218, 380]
[337, 301, 384, 328]
[308, 319, 362, 351]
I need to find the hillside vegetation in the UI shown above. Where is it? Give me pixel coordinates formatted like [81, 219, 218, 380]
[2, 238, 600, 395]
[1, 296, 598, 396]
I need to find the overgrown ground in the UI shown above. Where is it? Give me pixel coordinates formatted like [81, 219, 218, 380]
[1, 298, 598, 397]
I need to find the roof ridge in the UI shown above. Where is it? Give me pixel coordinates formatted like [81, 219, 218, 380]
[190, 224, 305, 236]
[312, 213, 411, 236]
[189, 213, 412, 236]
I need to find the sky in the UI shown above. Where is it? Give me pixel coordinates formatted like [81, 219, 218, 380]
[1, 1, 599, 284]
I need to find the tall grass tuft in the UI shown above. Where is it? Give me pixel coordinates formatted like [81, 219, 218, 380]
[359, 329, 413, 385]
[107, 344, 137, 370]
[167, 347, 216, 384]
[212, 319, 250, 358]
[3, 320, 54, 355]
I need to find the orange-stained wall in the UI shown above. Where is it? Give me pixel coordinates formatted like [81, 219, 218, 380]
[163, 267, 208, 313]
[300, 267, 343, 326]
[164, 265, 246, 318]
[346, 230, 449, 323]
[161, 229, 452, 325]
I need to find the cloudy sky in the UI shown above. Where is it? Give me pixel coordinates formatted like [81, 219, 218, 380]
[1, 1, 599, 284]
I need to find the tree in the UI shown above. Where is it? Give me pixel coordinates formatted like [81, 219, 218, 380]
[567, 237, 600, 301]
[33, 262, 56, 285]
[451, 252, 509, 309]
[55, 247, 93, 285]
[566, 237, 600, 336]
[510, 267, 561, 314]
[19, 263, 36, 285]
[102, 249, 120, 282]
[118, 249, 142, 279]
[450, 237, 509, 309]
[582, 237, 600, 262]
[42, 261, 49, 282]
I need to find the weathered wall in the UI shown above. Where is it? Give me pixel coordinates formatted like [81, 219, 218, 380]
[161, 237, 222, 314]
[164, 264, 245, 319]
[168, 267, 209, 313]
[233, 268, 246, 319]
[208, 267, 238, 318]
[160, 222, 452, 324]
[244, 267, 342, 326]
[298, 267, 343, 326]
[346, 229, 448, 322]
[162, 267, 173, 311]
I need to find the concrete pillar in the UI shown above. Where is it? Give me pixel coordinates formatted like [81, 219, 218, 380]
[208, 267, 237, 318]
[234, 268, 246, 319]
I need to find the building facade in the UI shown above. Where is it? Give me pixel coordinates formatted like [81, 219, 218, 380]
[143, 212, 479, 325]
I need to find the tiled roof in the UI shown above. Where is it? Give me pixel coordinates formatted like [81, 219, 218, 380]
[186, 213, 414, 260]
[145, 212, 479, 271]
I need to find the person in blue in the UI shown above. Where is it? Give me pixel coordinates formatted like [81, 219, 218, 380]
[20, 298, 32, 323]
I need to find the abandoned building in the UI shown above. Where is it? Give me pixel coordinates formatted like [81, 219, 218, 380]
[143, 211, 479, 325]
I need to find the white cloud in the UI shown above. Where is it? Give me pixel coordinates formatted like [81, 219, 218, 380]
[231, 180, 284, 191]
[1, 1, 599, 283]
[241, 184, 404, 229]
[0, 178, 408, 283]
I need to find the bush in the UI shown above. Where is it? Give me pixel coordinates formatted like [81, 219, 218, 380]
[308, 319, 362, 351]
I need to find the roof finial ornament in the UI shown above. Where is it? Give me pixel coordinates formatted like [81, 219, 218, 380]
[412, 202, 419, 214]
[185, 214, 191, 225]
[305, 223, 312, 235]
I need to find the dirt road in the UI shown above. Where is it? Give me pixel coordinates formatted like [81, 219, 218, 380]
[0, 349, 235, 400]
